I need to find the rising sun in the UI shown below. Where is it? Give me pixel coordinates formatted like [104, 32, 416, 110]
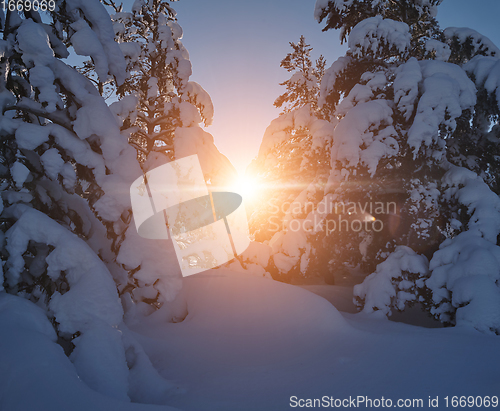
[229, 174, 261, 201]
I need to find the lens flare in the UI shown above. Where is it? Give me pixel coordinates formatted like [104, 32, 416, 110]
[229, 174, 261, 200]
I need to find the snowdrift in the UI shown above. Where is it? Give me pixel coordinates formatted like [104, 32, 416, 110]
[0, 293, 180, 411]
[2, 269, 499, 411]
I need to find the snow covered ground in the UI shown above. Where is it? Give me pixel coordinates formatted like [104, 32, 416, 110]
[1, 269, 499, 410]
[299, 284, 444, 328]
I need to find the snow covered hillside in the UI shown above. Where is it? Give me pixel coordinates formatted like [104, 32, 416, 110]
[2, 269, 498, 411]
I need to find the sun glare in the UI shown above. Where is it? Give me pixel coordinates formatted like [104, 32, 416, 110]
[230, 174, 260, 201]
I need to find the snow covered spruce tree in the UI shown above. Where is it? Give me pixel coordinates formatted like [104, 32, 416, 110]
[273, 35, 328, 116]
[308, 0, 448, 285]
[312, 0, 500, 333]
[97, 0, 236, 305]
[246, 36, 335, 282]
[0, 1, 177, 402]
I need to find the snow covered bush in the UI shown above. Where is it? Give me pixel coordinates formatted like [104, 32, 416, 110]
[426, 166, 500, 333]
[353, 246, 429, 315]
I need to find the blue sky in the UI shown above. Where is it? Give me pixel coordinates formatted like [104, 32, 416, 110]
[172, 0, 500, 175]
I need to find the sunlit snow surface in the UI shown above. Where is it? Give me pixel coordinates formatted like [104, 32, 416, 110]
[1, 269, 499, 411]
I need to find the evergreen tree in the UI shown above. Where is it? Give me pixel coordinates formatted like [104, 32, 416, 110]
[96, 0, 236, 304]
[0, 1, 176, 399]
[246, 37, 332, 281]
[274, 35, 327, 116]
[104, 0, 214, 161]
[313, 0, 500, 333]
[248, 0, 500, 332]
[310, 0, 480, 276]
[444, 27, 500, 195]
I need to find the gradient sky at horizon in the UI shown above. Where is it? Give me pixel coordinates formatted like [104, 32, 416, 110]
[172, 0, 500, 175]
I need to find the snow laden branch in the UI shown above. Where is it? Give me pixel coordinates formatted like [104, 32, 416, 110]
[426, 166, 500, 334]
[354, 246, 429, 315]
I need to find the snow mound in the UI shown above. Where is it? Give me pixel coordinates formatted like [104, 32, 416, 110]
[129, 269, 349, 367]
[0, 293, 180, 411]
[5, 207, 123, 334]
[127, 268, 499, 411]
